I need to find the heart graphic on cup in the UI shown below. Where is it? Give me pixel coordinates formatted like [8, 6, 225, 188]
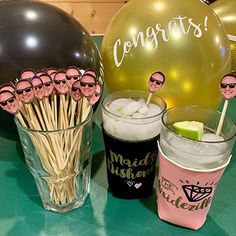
[134, 183, 142, 189]
[127, 180, 135, 187]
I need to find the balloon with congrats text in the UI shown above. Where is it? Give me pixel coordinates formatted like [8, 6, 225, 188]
[101, 0, 231, 109]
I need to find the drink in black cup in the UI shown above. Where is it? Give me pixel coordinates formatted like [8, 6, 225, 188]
[102, 90, 166, 199]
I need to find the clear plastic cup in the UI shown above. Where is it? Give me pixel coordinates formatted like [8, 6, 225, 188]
[160, 105, 236, 169]
[157, 105, 236, 229]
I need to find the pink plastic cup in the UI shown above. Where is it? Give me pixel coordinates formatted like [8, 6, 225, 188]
[157, 144, 231, 230]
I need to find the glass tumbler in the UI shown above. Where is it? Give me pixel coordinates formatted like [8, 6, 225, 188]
[15, 110, 93, 213]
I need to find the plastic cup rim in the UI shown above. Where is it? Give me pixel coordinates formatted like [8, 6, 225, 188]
[102, 89, 167, 121]
[158, 142, 231, 172]
[161, 104, 236, 144]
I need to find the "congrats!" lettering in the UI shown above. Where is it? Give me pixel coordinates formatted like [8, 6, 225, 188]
[113, 16, 208, 67]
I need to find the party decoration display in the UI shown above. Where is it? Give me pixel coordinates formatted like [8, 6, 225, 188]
[211, 0, 236, 71]
[0, 0, 103, 133]
[0, 66, 101, 129]
[102, 0, 231, 109]
[0, 66, 101, 206]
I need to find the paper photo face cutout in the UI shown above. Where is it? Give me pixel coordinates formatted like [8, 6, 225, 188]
[20, 69, 35, 80]
[89, 84, 101, 105]
[32, 77, 45, 100]
[40, 74, 54, 97]
[84, 68, 97, 78]
[46, 68, 57, 75]
[15, 79, 34, 104]
[0, 90, 19, 114]
[35, 70, 46, 77]
[71, 80, 82, 101]
[220, 74, 236, 100]
[66, 67, 81, 88]
[49, 71, 57, 80]
[54, 72, 69, 95]
[80, 74, 96, 98]
[0, 83, 15, 94]
[148, 71, 165, 93]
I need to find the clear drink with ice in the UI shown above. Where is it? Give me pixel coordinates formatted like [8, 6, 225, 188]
[102, 90, 166, 141]
[160, 105, 236, 169]
[102, 90, 166, 198]
[157, 105, 236, 229]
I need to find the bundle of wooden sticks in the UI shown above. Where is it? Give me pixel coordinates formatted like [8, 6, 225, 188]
[0, 66, 102, 206]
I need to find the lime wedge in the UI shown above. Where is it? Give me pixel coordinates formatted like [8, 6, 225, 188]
[173, 121, 204, 140]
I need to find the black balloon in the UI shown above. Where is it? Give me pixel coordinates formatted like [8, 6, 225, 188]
[0, 0, 103, 138]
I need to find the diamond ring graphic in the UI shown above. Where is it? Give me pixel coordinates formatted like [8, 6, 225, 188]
[182, 185, 212, 202]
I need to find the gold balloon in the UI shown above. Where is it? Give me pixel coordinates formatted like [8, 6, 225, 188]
[211, 0, 236, 72]
[101, 0, 231, 109]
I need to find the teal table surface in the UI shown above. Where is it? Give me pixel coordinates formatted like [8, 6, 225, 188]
[0, 36, 236, 236]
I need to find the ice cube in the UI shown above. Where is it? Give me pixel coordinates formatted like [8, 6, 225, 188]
[146, 104, 162, 116]
[103, 97, 163, 141]
[114, 120, 135, 140]
[120, 101, 141, 116]
[137, 98, 146, 104]
[138, 105, 149, 114]
[108, 98, 132, 113]
[160, 130, 229, 170]
[103, 114, 116, 135]
[201, 133, 224, 142]
[132, 112, 145, 118]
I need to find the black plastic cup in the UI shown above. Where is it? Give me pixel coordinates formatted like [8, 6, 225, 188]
[102, 90, 166, 199]
[103, 127, 159, 199]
